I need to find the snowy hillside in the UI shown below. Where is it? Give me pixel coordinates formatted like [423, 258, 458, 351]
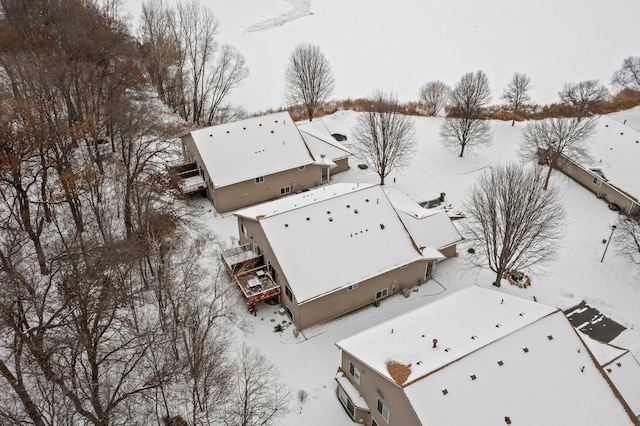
[123, 0, 640, 113]
[193, 110, 640, 426]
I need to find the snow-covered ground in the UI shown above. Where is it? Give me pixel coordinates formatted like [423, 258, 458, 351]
[191, 110, 640, 425]
[117, 1, 640, 422]
[123, 0, 640, 114]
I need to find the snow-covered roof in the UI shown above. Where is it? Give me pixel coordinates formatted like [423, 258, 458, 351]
[297, 120, 351, 163]
[582, 334, 640, 418]
[337, 286, 636, 425]
[236, 184, 428, 303]
[385, 188, 463, 251]
[577, 115, 640, 201]
[185, 112, 314, 188]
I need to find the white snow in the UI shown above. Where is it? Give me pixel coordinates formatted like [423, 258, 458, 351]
[122, 0, 640, 114]
[187, 111, 314, 188]
[113, 2, 640, 424]
[579, 115, 640, 201]
[336, 286, 634, 425]
[240, 184, 427, 303]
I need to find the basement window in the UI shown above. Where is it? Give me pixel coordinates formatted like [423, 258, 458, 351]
[347, 283, 358, 291]
[298, 165, 305, 170]
[375, 288, 389, 300]
[592, 176, 602, 187]
[280, 186, 291, 195]
[255, 176, 264, 184]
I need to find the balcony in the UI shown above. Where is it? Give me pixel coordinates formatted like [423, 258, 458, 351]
[168, 162, 207, 194]
[221, 244, 280, 314]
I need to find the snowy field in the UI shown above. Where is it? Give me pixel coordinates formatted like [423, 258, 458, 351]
[192, 108, 640, 425]
[122, 0, 640, 114]
[116, 1, 640, 423]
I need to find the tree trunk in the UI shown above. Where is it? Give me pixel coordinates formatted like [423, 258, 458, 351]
[543, 161, 553, 190]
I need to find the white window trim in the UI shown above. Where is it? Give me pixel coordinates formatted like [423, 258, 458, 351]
[338, 387, 355, 418]
[349, 361, 361, 384]
[375, 288, 389, 300]
[377, 398, 390, 423]
[280, 186, 291, 195]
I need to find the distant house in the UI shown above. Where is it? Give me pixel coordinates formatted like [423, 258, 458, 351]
[335, 286, 640, 425]
[178, 111, 350, 213]
[228, 183, 460, 330]
[558, 116, 640, 216]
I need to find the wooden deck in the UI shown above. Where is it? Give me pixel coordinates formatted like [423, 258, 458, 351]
[221, 244, 280, 314]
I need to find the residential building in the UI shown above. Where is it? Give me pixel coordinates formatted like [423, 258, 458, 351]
[335, 286, 640, 425]
[178, 111, 350, 212]
[558, 116, 640, 215]
[229, 183, 459, 330]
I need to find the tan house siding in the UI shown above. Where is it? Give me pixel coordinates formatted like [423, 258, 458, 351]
[183, 131, 332, 212]
[297, 261, 431, 330]
[332, 158, 350, 174]
[559, 156, 640, 215]
[211, 165, 326, 213]
[439, 244, 457, 259]
[237, 216, 432, 330]
[340, 351, 420, 426]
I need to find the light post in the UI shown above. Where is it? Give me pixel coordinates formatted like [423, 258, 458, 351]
[600, 224, 617, 263]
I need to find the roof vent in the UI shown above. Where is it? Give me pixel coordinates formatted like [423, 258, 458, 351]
[497, 360, 504, 366]
[327, 211, 331, 214]
[441, 389, 448, 395]
[346, 204, 350, 208]
[505, 416, 512, 425]
[275, 120, 278, 123]
[519, 312, 525, 316]
[580, 366, 585, 372]
[365, 199, 370, 202]
[259, 123, 262, 126]
[306, 217, 310, 221]
[329, 217, 333, 222]
[209, 134, 213, 137]
[470, 374, 477, 380]
[607, 368, 612, 373]
[270, 130, 274, 133]
[432, 338, 438, 348]
[226, 130, 230, 133]
[471, 335, 477, 340]
[522, 347, 529, 353]
[380, 224, 385, 230]
[547, 335, 553, 340]
[616, 362, 622, 367]
[243, 127, 246, 130]
[354, 209, 358, 214]
[444, 348, 451, 352]
[495, 324, 502, 328]
[284, 224, 288, 227]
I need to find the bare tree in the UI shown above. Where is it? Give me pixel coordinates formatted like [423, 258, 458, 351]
[284, 43, 335, 121]
[520, 117, 597, 190]
[614, 217, 640, 265]
[611, 56, 640, 91]
[353, 91, 416, 185]
[501, 72, 531, 126]
[440, 70, 492, 157]
[141, 0, 248, 124]
[558, 79, 609, 119]
[418, 80, 450, 116]
[224, 344, 289, 426]
[464, 163, 565, 286]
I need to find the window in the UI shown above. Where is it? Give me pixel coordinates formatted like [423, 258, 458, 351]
[338, 387, 355, 418]
[347, 283, 358, 291]
[255, 176, 264, 184]
[372, 419, 379, 426]
[592, 176, 602, 187]
[349, 362, 361, 384]
[280, 186, 291, 195]
[400, 264, 408, 269]
[285, 285, 293, 301]
[241, 223, 247, 238]
[298, 165, 305, 171]
[253, 244, 262, 256]
[375, 288, 388, 300]
[376, 398, 390, 423]
[285, 306, 293, 321]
